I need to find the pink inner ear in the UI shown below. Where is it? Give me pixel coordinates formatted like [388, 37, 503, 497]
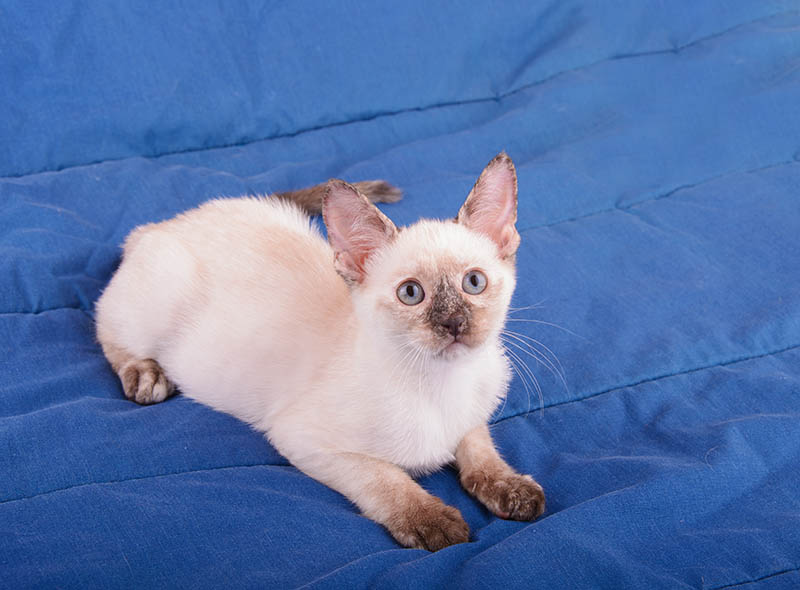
[326, 195, 364, 259]
[461, 157, 518, 256]
[323, 180, 397, 282]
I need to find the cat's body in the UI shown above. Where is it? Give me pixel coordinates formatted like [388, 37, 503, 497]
[96, 154, 545, 550]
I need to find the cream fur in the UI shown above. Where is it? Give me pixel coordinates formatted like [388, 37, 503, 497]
[96, 154, 543, 550]
[97, 197, 512, 473]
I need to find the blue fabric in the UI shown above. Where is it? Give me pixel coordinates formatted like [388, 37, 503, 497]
[2, 2, 799, 587]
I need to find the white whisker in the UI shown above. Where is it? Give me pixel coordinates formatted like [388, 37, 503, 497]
[505, 331, 564, 373]
[501, 338, 544, 414]
[507, 298, 548, 314]
[502, 330, 559, 374]
[505, 317, 585, 339]
[395, 341, 425, 396]
[501, 346, 531, 415]
[502, 332, 568, 395]
[385, 341, 419, 391]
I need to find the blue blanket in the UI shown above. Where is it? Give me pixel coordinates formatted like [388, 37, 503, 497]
[2, 2, 799, 588]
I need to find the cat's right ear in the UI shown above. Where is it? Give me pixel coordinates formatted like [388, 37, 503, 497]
[323, 179, 398, 284]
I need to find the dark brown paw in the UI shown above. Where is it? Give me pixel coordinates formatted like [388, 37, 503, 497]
[119, 359, 175, 405]
[388, 498, 470, 551]
[463, 471, 545, 521]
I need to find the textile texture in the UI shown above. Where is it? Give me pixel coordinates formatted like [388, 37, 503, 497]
[1, 2, 799, 588]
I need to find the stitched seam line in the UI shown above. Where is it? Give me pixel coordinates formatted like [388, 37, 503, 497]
[492, 342, 800, 426]
[517, 158, 799, 233]
[0, 462, 289, 505]
[2, 10, 794, 180]
[2, 342, 797, 505]
[2, 156, 797, 318]
[711, 566, 800, 589]
[0, 307, 91, 317]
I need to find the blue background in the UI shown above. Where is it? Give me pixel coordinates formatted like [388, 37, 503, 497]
[1, 2, 799, 587]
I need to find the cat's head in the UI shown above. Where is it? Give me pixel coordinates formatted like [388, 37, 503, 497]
[323, 153, 519, 360]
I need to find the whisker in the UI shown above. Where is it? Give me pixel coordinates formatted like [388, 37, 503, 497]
[502, 330, 561, 376]
[385, 341, 419, 384]
[501, 341, 541, 402]
[504, 341, 568, 399]
[396, 343, 425, 395]
[504, 332, 569, 391]
[508, 345, 542, 415]
[502, 329, 568, 390]
[494, 375, 510, 418]
[501, 338, 544, 413]
[498, 354, 529, 419]
[501, 345, 532, 415]
[418, 347, 428, 396]
[505, 318, 586, 339]
[507, 298, 549, 314]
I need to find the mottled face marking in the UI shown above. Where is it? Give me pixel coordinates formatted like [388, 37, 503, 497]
[370, 245, 512, 360]
[349, 152, 520, 362]
[426, 278, 472, 340]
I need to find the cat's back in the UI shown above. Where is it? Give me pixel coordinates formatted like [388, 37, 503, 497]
[125, 196, 340, 294]
[105, 195, 352, 420]
[103, 195, 348, 356]
[176, 196, 313, 239]
[130, 196, 321, 259]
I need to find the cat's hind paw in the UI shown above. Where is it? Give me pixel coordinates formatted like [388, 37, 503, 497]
[119, 359, 175, 405]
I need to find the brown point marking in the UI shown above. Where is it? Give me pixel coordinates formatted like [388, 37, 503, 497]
[277, 180, 402, 215]
[425, 278, 472, 338]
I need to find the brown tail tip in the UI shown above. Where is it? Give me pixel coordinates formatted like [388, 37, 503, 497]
[276, 180, 402, 215]
[350, 180, 403, 204]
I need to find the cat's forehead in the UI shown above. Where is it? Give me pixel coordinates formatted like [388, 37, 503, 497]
[371, 219, 499, 279]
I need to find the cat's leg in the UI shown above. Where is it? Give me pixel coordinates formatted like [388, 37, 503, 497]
[98, 337, 175, 405]
[286, 449, 469, 551]
[118, 357, 174, 405]
[95, 231, 181, 405]
[455, 424, 545, 520]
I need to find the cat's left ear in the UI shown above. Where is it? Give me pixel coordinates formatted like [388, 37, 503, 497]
[323, 179, 398, 284]
[457, 152, 520, 260]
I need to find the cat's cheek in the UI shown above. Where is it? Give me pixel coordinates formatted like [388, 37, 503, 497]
[459, 308, 496, 348]
[377, 299, 441, 350]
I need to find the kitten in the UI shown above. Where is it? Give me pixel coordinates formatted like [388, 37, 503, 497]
[95, 153, 545, 551]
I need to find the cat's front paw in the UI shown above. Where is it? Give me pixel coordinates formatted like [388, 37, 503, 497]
[119, 359, 174, 405]
[463, 470, 545, 521]
[388, 497, 470, 551]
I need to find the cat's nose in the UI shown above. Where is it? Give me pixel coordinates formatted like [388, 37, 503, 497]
[441, 315, 466, 337]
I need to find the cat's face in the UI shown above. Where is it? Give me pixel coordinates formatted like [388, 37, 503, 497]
[357, 221, 515, 358]
[323, 152, 520, 360]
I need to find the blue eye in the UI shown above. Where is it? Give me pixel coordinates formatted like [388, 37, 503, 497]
[397, 280, 425, 305]
[462, 270, 487, 294]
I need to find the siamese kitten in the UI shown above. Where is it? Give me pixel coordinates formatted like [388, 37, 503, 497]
[95, 153, 545, 551]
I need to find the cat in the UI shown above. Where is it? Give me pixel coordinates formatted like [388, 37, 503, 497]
[95, 153, 545, 551]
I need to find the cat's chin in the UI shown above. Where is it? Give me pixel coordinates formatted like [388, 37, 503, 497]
[437, 339, 471, 360]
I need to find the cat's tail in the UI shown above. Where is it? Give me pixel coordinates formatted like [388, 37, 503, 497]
[276, 180, 402, 214]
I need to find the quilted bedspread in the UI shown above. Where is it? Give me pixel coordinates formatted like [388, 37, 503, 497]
[2, 2, 799, 588]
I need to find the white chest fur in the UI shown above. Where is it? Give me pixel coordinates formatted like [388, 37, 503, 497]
[357, 344, 508, 475]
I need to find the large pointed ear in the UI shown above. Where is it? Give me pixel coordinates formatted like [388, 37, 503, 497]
[457, 152, 520, 260]
[323, 179, 398, 284]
